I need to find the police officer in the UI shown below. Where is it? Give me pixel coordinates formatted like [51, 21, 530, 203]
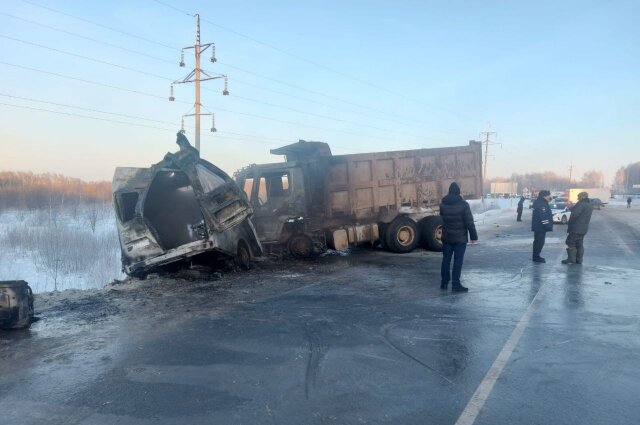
[531, 190, 553, 263]
[517, 196, 525, 221]
[562, 191, 593, 265]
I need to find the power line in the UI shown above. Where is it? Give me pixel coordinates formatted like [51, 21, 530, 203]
[19, 0, 465, 126]
[0, 34, 172, 80]
[19, 0, 179, 51]
[1, 11, 437, 132]
[0, 12, 175, 65]
[0, 61, 429, 144]
[1, 35, 425, 139]
[0, 101, 175, 132]
[0, 61, 181, 103]
[150, 0, 468, 118]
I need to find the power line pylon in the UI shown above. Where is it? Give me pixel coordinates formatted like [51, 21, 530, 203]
[169, 14, 229, 151]
[568, 163, 573, 186]
[479, 124, 500, 187]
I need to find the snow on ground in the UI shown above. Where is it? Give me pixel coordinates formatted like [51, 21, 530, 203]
[0, 206, 125, 293]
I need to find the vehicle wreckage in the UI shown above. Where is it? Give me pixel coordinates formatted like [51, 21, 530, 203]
[112, 133, 262, 277]
[234, 140, 483, 256]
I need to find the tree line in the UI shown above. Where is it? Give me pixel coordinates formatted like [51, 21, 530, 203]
[0, 171, 111, 210]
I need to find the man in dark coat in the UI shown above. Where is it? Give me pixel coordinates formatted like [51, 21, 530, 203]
[627, 197, 632, 208]
[517, 196, 525, 221]
[531, 190, 553, 263]
[562, 191, 593, 264]
[439, 182, 478, 292]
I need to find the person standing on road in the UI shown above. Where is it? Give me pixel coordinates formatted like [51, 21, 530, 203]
[440, 182, 478, 292]
[562, 191, 594, 265]
[517, 196, 525, 222]
[627, 197, 632, 208]
[531, 190, 553, 263]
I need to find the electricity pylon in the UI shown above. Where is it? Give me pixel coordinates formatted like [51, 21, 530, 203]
[169, 14, 229, 151]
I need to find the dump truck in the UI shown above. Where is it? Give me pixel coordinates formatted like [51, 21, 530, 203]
[112, 133, 263, 277]
[234, 140, 483, 256]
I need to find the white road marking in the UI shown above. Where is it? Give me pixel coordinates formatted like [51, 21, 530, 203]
[454, 262, 552, 425]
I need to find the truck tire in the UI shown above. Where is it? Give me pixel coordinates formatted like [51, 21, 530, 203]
[288, 234, 314, 258]
[385, 216, 420, 253]
[420, 216, 443, 252]
[235, 241, 252, 270]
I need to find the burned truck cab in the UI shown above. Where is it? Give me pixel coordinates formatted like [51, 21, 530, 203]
[234, 141, 331, 257]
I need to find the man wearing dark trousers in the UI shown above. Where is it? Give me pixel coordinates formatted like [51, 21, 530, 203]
[517, 196, 525, 221]
[531, 190, 553, 263]
[562, 191, 593, 264]
[440, 182, 478, 292]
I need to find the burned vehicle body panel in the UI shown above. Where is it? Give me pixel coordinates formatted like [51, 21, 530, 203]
[0, 280, 34, 330]
[235, 140, 483, 254]
[113, 139, 262, 276]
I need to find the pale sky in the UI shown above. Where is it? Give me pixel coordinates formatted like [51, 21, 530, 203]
[1, 0, 638, 184]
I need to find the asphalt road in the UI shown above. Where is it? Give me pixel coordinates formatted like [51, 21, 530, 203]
[1, 206, 639, 425]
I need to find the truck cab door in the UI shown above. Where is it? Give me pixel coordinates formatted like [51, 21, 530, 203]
[245, 169, 303, 242]
[194, 162, 253, 233]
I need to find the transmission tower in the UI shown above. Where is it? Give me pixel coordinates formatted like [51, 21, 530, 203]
[169, 14, 229, 151]
[479, 124, 500, 187]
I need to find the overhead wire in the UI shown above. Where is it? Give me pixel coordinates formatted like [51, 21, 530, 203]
[149, 0, 469, 119]
[0, 36, 437, 142]
[15, 0, 454, 132]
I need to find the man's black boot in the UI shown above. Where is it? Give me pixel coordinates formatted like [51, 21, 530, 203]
[440, 283, 448, 290]
[533, 257, 546, 263]
[452, 284, 468, 293]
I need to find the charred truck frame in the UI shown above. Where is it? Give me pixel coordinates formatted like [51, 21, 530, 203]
[113, 135, 262, 277]
[234, 140, 483, 256]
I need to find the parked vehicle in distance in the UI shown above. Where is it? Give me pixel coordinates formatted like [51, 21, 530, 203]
[112, 133, 263, 278]
[552, 207, 571, 224]
[549, 196, 572, 210]
[590, 198, 604, 210]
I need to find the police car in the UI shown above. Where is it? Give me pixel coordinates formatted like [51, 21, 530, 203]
[552, 207, 571, 225]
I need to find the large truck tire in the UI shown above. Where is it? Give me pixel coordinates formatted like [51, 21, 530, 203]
[288, 234, 314, 258]
[420, 216, 443, 252]
[385, 216, 420, 253]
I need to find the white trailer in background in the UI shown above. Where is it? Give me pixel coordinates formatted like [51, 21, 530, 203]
[568, 188, 611, 203]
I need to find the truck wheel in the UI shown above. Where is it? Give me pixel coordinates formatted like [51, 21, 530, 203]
[561, 215, 568, 224]
[235, 241, 252, 270]
[288, 234, 314, 258]
[420, 216, 443, 252]
[385, 216, 420, 253]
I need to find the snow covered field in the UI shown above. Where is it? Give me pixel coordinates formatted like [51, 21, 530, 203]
[0, 205, 124, 293]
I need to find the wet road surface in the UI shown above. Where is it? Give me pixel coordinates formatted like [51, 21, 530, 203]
[1, 206, 639, 424]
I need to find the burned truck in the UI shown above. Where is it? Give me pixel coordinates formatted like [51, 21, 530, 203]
[112, 133, 262, 277]
[234, 140, 483, 256]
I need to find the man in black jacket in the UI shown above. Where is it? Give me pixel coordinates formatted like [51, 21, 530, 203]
[439, 182, 478, 292]
[517, 196, 525, 221]
[562, 191, 593, 264]
[531, 190, 553, 263]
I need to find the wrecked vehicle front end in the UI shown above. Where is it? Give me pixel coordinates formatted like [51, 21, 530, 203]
[112, 133, 262, 277]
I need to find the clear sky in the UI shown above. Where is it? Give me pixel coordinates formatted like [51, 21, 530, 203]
[0, 0, 638, 184]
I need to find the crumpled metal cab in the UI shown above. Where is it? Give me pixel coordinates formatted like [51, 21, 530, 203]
[112, 133, 262, 277]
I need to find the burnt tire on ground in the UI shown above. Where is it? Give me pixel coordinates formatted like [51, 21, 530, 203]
[385, 216, 420, 253]
[288, 234, 314, 258]
[235, 241, 252, 270]
[561, 215, 568, 225]
[420, 216, 443, 252]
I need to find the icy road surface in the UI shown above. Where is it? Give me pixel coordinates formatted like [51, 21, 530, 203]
[1, 204, 640, 424]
